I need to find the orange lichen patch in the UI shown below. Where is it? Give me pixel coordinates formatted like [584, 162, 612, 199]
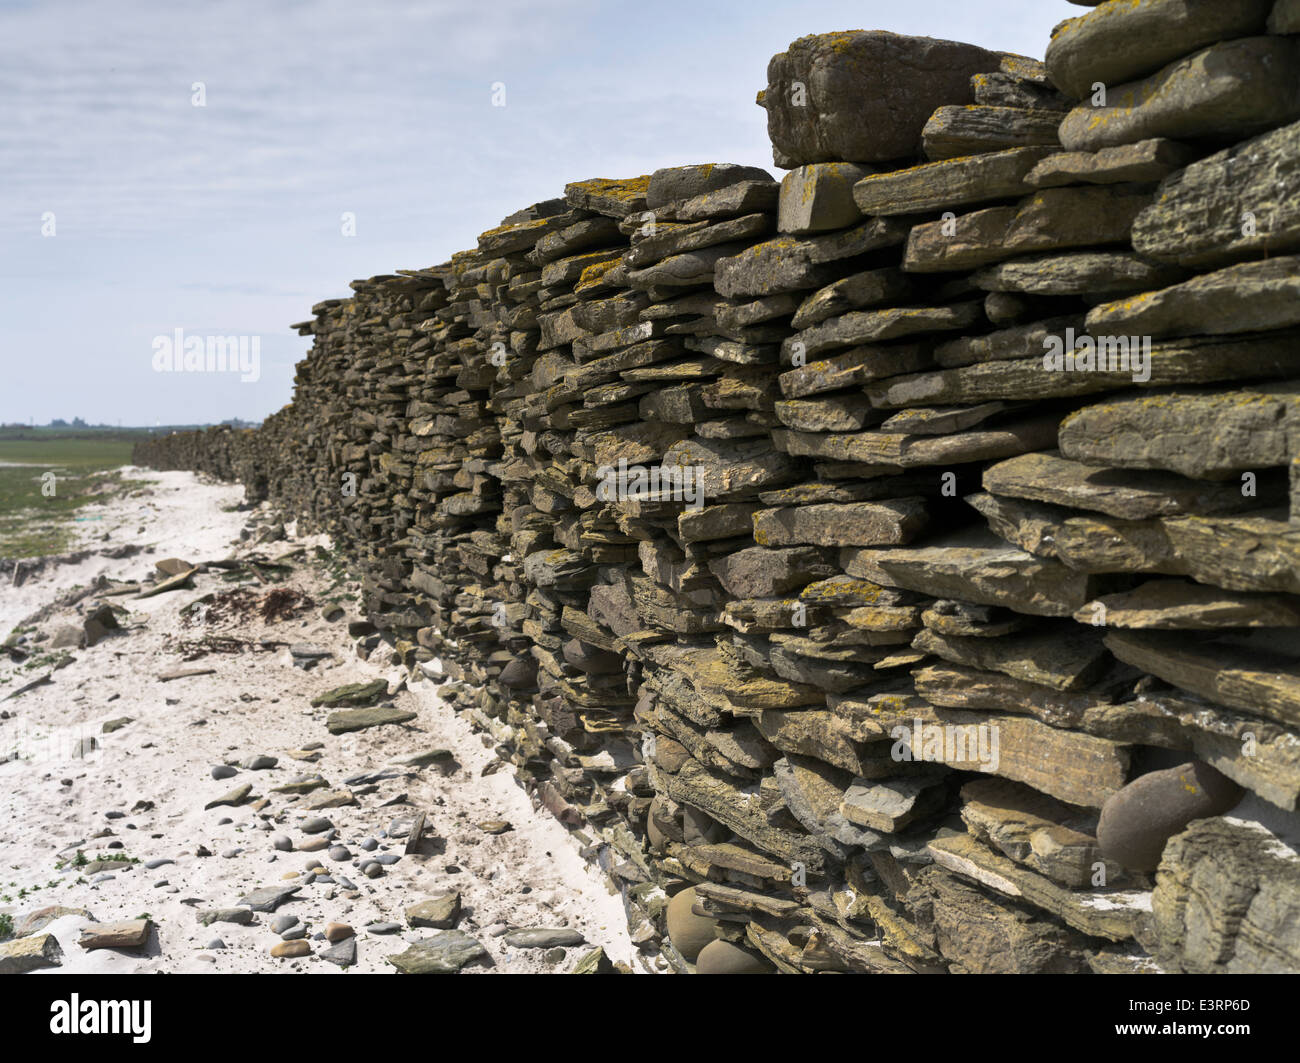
[564, 176, 651, 202]
[574, 257, 624, 295]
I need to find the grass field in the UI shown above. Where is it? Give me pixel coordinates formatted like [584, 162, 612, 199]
[0, 437, 145, 558]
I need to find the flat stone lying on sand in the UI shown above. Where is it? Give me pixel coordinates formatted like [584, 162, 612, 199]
[79, 919, 151, 950]
[501, 928, 586, 949]
[238, 885, 301, 912]
[387, 930, 488, 973]
[203, 783, 252, 810]
[310, 679, 389, 708]
[325, 706, 416, 734]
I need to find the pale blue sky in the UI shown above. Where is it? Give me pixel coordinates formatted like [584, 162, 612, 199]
[0, 0, 1079, 425]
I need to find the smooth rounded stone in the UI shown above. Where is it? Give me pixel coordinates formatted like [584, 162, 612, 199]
[315, 874, 335, 884]
[91, 873, 116, 884]
[1098, 760, 1245, 872]
[336, 877, 357, 891]
[695, 939, 773, 974]
[327, 845, 351, 862]
[497, 656, 537, 689]
[206, 939, 225, 950]
[297, 836, 329, 853]
[271, 914, 299, 933]
[363, 863, 384, 879]
[324, 922, 354, 942]
[542, 947, 567, 965]
[358, 838, 378, 852]
[144, 858, 174, 869]
[374, 853, 400, 866]
[196, 954, 216, 964]
[239, 755, 278, 770]
[270, 939, 311, 958]
[153, 880, 168, 888]
[304, 859, 324, 870]
[500, 928, 585, 949]
[280, 924, 308, 941]
[217, 818, 232, 826]
[666, 887, 720, 963]
[300, 817, 333, 835]
[221, 848, 242, 859]
[272, 834, 293, 852]
[210, 765, 238, 780]
[366, 921, 401, 935]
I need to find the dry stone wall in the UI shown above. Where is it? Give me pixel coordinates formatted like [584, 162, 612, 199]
[135, 6, 1300, 974]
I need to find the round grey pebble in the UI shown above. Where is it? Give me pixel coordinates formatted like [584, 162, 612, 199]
[305, 859, 323, 871]
[272, 835, 293, 852]
[301, 817, 332, 835]
[375, 853, 400, 866]
[364, 864, 383, 879]
[196, 954, 216, 963]
[271, 914, 298, 933]
[217, 817, 233, 826]
[366, 921, 400, 935]
[328, 845, 351, 862]
[280, 925, 307, 941]
[153, 880, 168, 888]
[315, 874, 335, 884]
[211, 765, 237, 780]
[359, 838, 378, 852]
[91, 873, 115, 883]
[337, 877, 356, 891]
[144, 858, 173, 870]
[221, 848, 241, 859]
[207, 939, 226, 950]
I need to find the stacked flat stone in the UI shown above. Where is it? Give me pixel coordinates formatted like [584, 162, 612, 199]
[134, 5, 1300, 976]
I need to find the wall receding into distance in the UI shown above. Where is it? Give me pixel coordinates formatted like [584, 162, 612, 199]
[136, 2, 1300, 974]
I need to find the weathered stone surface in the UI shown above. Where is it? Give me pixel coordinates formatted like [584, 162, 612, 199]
[913, 623, 1109, 692]
[791, 268, 911, 329]
[1132, 120, 1300, 267]
[785, 302, 983, 357]
[921, 105, 1062, 159]
[1025, 138, 1194, 188]
[79, 919, 151, 950]
[929, 833, 1145, 941]
[325, 705, 417, 734]
[841, 774, 947, 832]
[908, 866, 1093, 973]
[1151, 817, 1300, 973]
[904, 185, 1150, 273]
[714, 219, 909, 297]
[1045, 0, 1275, 100]
[695, 937, 772, 973]
[1086, 257, 1300, 340]
[776, 416, 1059, 469]
[1059, 37, 1300, 153]
[759, 31, 1009, 166]
[1099, 760, 1245, 872]
[0, 933, 63, 973]
[778, 163, 870, 233]
[387, 930, 488, 973]
[984, 451, 1266, 520]
[847, 529, 1108, 617]
[1272, 0, 1300, 33]
[867, 331, 1300, 408]
[753, 498, 928, 548]
[972, 251, 1185, 296]
[1105, 630, 1300, 728]
[646, 164, 773, 209]
[310, 679, 388, 708]
[1060, 382, 1300, 478]
[853, 146, 1053, 215]
[778, 343, 931, 399]
[1077, 579, 1300, 629]
[960, 777, 1117, 889]
[407, 892, 461, 930]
